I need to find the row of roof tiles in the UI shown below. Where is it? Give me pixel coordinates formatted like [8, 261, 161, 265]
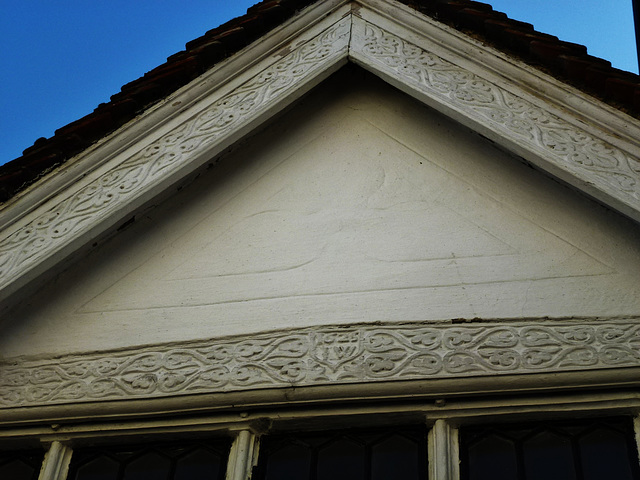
[1, 0, 639, 202]
[412, 0, 640, 108]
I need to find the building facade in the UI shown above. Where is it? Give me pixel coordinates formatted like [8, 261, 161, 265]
[2, 1, 640, 478]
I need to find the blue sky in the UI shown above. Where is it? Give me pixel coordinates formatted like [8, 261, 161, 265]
[1, 1, 637, 166]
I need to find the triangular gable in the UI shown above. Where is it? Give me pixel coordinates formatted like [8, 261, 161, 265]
[2, 69, 640, 412]
[0, 0, 639, 312]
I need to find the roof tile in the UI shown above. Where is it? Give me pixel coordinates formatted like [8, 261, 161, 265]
[191, 41, 227, 70]
[605, 77, 639, 104]
[529, 40, 574, 69]
[456, 8, 495, 31]
[584, 65, 611, 92]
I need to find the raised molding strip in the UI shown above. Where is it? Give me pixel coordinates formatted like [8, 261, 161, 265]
[0, 3, 639, 309]
[2, 320, 640, 409]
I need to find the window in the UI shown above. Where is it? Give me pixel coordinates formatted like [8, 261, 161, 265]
[66, 439, 230, 480]
[2, 409, 640, 480]
[254, 426, 428, 480]
[0, 449, 44, 480]
[460, 417, 640, 480]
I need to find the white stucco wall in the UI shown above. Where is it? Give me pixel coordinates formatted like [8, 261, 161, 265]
[3, 67, 640, 358]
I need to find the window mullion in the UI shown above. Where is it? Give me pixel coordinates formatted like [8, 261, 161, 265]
[634, 416, 640, 471]
[428, 419, 460, 480]
[225, 430, 259, 480]
[38, 441, 73, 480]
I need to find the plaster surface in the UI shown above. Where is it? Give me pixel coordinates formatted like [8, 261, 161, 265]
[2, 67, 640, 358]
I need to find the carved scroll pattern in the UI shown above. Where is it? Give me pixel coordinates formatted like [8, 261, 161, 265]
[0, 19, 351, 291]
[355, 22, 640, 197]
[2, 321, 640, 408]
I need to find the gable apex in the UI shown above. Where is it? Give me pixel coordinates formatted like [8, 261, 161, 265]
[0, 0, 639, 311]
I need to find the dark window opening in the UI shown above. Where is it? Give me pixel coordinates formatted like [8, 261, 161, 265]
[0, 449, 44, 480]
[254, 426, 428, 480]
[460, 417, 640, 480]
[67, 439, 231, 480]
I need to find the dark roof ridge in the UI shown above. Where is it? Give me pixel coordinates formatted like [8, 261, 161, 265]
[1, 0, 639, 203]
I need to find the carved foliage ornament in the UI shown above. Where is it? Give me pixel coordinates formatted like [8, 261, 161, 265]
[2, 321, 640, 408]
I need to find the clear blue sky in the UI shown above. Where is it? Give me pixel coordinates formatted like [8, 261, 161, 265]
[489, 0, 637, 73]
[1, 1, 637, 166]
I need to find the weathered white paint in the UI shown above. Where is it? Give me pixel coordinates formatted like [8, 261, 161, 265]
[2, 69, 639, 360]
[38, 442, 72, 480]
[226, 430, 259, 480]
[429, 420, 460, 480]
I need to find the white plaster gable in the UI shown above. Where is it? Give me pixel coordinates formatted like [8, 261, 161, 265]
[3, 69, 640, 359]
[3, 0, 640, 424]
[1, 0, 640, 324]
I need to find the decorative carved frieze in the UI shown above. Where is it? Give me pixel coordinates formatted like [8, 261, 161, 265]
[2, 320, 639, 408]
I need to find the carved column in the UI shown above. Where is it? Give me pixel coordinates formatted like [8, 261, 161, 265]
[634, 416, 640, 469]
[38, 441, 73, 480]
[226, 430, 259, 480]
[429, 419, 460, 480]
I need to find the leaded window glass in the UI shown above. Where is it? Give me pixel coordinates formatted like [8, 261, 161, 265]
[460, 417, 640, 480]
[0, 449, 44, 480]
[67, 439, 230, 480]
[254, 426, 428, 480]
